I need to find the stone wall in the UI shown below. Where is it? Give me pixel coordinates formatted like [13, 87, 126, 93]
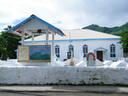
[0, 66, 128, 85]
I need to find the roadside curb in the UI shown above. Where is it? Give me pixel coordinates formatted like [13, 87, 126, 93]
[0, 89, 128, 94]
[1, 85, 128, 94]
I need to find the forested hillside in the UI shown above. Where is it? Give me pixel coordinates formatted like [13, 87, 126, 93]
[82, 22, 128, 35]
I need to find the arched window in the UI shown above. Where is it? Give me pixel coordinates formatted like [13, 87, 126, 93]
[69, 44, 74, 57]
[83, 44, 88, 57]
[55, 45, 60, 57]
[110, 44, 116, 57]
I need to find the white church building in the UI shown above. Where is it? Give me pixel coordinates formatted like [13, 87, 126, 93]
[25, 29, 123, 61]
[8, 14, 123, 62]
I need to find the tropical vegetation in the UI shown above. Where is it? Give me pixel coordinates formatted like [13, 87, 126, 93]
[0, 26, 21, 60]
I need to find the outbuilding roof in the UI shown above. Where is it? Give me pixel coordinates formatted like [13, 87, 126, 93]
[25, 29, 120, 42]
[8, 14, 65, 36]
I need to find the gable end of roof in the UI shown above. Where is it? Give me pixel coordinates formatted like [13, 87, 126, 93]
[8, 14, 65, 36]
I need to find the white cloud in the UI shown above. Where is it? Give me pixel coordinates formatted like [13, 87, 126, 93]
[0, 0, 128, 31]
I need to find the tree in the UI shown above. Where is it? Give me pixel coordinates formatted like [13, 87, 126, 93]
[120, 30, 128, 53]
[0, 26, 21, 60]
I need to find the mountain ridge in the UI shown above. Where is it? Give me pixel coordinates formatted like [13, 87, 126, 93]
[82, 22, 128, 35]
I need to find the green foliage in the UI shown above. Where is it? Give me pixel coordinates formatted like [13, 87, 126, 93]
[120, 30, 128, 53]
[0, 26, 21, 60]
[83, 24, 113, 34]
[82, 22, 128, 35]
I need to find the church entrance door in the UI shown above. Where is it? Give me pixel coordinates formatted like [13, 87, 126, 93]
[96, 51, 103, 61]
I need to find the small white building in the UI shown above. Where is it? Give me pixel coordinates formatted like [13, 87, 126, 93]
[8, 14, 65, 62]
[25, 29, 123, 61]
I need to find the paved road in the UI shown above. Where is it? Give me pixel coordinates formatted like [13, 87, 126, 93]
[0, 91, 128, 96]
[0, 85, 128, 96]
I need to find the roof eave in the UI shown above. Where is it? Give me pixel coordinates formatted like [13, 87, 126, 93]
[8, 14, 65, 36]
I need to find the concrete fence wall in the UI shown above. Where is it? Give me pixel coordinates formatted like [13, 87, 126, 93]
[0, 66, 128, 85]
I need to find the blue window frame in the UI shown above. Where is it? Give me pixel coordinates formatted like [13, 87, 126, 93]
[55, 45, 60, 58]
[69, 44, 74, 57]
[83, 44, 88, 57]
[110, 44, 116, 57]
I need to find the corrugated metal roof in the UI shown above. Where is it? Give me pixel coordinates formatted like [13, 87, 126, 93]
[25, 29, 120, 41]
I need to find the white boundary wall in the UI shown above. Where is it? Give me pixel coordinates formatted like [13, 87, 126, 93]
[0, 66, 128, 85]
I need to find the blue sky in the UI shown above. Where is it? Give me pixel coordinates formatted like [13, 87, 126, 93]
[0, 0, 128, 31]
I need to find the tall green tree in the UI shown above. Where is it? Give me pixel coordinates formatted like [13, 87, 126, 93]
[0, 26, 21, 60]
[120, 30, 128, 53]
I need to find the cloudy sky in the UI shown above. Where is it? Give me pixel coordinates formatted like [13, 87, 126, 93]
[0, 0, 128, 31]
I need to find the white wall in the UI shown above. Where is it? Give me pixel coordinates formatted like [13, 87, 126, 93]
[0, 66, 128, 85]
[24, 39, 123, 61]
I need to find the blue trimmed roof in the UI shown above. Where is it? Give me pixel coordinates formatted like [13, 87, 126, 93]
[8, 14, 65, 36]
[23, 38, 120, 43]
